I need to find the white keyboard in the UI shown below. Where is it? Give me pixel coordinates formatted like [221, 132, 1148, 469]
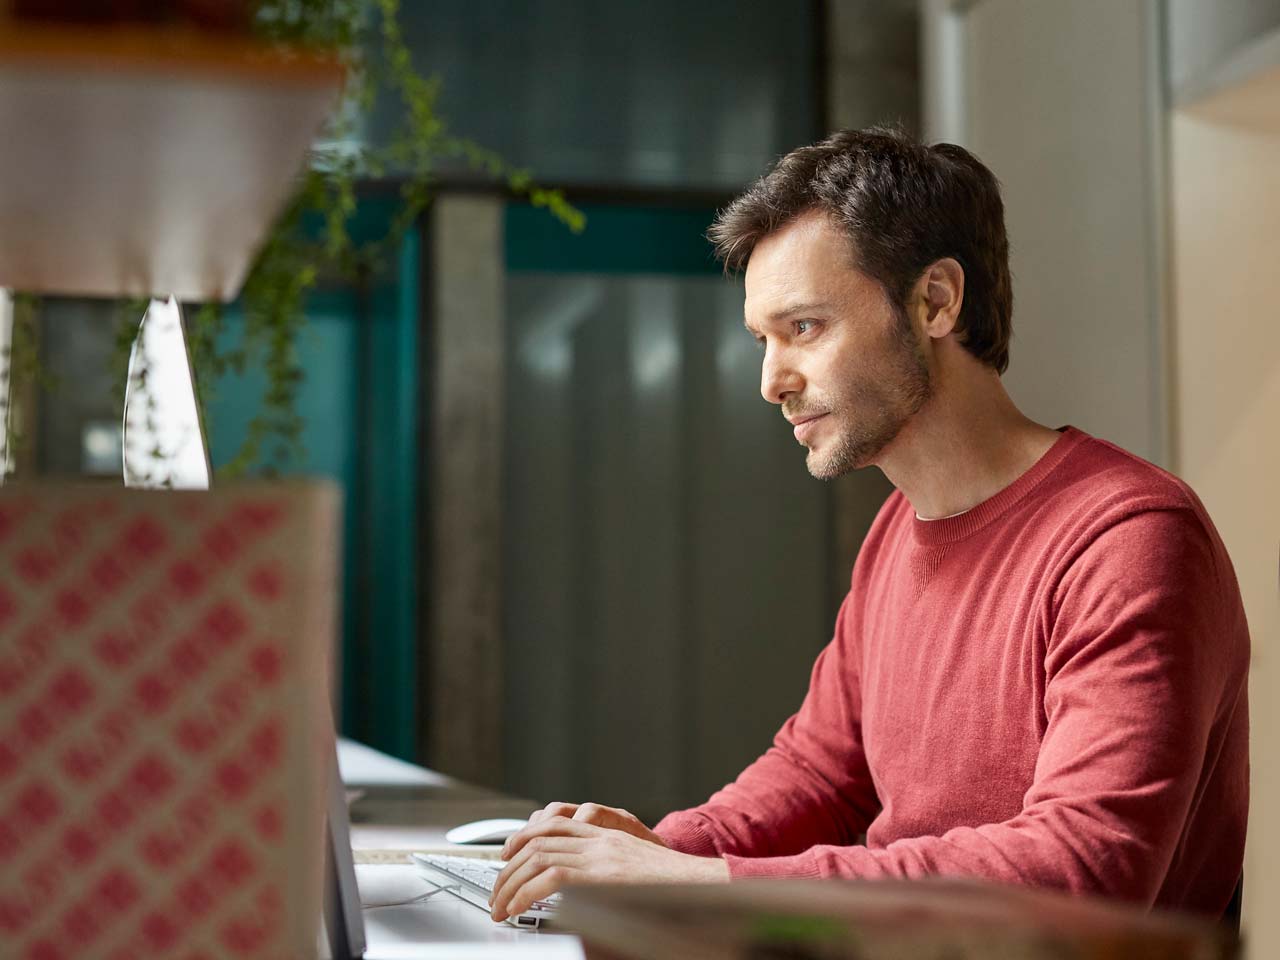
[411, 853, 561, 928]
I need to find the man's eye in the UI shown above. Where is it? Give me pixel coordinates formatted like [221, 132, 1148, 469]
[795, 320, 815, 335]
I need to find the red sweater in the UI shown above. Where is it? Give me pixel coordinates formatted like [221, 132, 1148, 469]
[655, 427, 1249, 915]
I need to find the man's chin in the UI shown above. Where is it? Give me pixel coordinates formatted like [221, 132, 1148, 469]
[804, 432, 889, 479]
[805, 447, 866, 480]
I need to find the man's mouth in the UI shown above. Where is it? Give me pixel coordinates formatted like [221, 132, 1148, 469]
[788, 413, 828, 443]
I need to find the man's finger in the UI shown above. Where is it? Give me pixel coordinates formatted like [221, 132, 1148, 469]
[529, 801, 579, 826]
[502, 814, 599, 861]
[510, 803, 580, 856]
[503, 863, 579, 921]
[571, 802, 639, 830]
[490, 845, 582, 921]
[571, 802, 612, 824]
[490, 833, 585, 908]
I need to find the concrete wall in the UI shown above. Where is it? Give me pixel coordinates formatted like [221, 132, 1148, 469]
[1169, 105, 1280, 958]
[425, 194, 507, 785]
[828, 0, 920, 133]
[0, 289, 10, 476]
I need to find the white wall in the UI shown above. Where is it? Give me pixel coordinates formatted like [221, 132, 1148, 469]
[923, 0, 1168, 465]
[1170, 103, 1280, 959]
[924, 1, 1279, 950]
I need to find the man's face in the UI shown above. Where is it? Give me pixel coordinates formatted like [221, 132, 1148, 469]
[743, 210, 932, 479]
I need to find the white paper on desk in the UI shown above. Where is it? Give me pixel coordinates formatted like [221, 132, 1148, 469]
[338, 737, 458, 788]
[364, 942, 586, 959]
[350, 823, 482, 852]
[356, 865, 440, 909]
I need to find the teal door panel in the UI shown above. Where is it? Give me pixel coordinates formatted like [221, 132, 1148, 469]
[501, 202, 830, 818]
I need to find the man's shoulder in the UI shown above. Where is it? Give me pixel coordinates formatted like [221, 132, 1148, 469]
[1043, 432, 1205, 531]
[856, 431, 1217, 575]
[864, 431, 1205, 539]
[1025, 433, 1235, 604]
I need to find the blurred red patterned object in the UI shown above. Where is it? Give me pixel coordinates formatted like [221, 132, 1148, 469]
[0, 482, 340, 960]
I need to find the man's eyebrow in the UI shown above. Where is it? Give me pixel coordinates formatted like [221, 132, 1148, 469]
[770, 300, 830, 319]
[743, 301, 831, 334]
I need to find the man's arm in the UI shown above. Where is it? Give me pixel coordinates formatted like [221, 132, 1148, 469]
[654, 591, 880, 859]
[490, 665, 879, 923]
[721, 509, 1249, 908]
[493, 508, 1247, 916]
[491, 592, 882, 920]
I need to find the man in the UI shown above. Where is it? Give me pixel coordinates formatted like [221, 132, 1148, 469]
[488, 127, 1250, 923]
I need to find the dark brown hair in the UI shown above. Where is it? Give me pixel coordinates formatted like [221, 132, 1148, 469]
[710, 126, 1013, 374]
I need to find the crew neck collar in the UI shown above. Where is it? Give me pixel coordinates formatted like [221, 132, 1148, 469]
[909, 426, 1086, 546]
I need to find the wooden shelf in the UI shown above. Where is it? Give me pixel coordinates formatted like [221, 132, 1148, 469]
[0, 23, 343, 301]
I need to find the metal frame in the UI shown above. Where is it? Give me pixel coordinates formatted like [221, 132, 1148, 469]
[1141, 0, 1176, 472]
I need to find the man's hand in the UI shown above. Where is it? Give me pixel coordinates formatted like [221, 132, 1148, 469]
[503, 801, 666, 858]
[488, 808, 729, 922]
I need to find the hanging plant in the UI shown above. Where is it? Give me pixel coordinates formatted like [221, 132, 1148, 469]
[189, 0, 583, 477]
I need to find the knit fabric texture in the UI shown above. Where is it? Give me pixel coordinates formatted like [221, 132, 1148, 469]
[655, 427, 1250, 916]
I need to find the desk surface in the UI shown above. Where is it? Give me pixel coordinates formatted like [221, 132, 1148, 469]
[337, 739, 585, 959]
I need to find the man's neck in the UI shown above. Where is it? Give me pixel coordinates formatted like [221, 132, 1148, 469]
[875, 366, 1062, 521]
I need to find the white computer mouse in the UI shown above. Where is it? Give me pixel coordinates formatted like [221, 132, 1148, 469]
[444, 818, 529, 845]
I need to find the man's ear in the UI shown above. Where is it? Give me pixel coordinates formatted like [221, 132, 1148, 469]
[917, 258, 965, 341]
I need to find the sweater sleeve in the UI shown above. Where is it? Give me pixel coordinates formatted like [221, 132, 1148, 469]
[654, 592, 881, 862]
[718, 508, 1246, 907]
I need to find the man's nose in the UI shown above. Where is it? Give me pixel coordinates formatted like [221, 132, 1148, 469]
[760, 347, 802, 405]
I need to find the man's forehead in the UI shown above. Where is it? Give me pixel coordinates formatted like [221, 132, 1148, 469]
[757, 209, 846, 256]
[746, 214, 850, 288]
[742, 214, 869, 328]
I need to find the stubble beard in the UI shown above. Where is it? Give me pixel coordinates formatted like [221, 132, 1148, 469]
[804, 317, 933, 481]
